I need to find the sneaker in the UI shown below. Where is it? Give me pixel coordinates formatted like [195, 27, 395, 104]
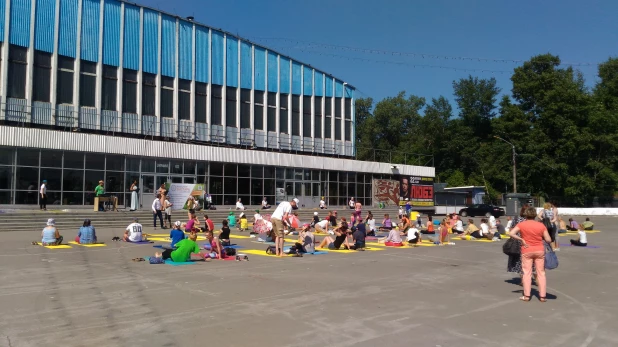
[492, 237, 499, 241]
[249, 234, 256, 238]
[328, 230, 335, 235]
[470, 236, 476, 240]
[257, 237, 265, 242]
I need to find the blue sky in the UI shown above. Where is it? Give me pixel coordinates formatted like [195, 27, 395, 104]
[142, 0, 618, 109]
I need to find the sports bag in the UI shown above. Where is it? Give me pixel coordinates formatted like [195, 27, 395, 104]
[224, 247, 236, 256]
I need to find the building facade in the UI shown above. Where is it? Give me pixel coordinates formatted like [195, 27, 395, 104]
[0, 0, 435, 207]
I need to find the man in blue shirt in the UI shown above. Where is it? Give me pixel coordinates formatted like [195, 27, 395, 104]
[169, 221, 185, 248]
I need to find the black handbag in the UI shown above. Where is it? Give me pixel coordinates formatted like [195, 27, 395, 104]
[542, 217, 553, 231]
[502, 238, 520, 256]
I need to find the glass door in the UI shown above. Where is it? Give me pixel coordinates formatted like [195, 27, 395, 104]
[141, 175, 169, 203]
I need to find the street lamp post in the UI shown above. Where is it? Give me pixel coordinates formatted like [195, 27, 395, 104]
[494, 136, 516, 193]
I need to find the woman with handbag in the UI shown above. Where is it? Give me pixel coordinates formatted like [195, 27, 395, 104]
[538, 202, 558, 251]
[509, 206, 553, 302]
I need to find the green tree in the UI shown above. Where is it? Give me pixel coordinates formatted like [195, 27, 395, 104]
[452, 76, 501, 139]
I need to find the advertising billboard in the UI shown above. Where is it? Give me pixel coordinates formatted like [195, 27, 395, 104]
[399, 176, 434, 207]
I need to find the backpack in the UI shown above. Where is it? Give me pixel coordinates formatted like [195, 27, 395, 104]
[149, 257, 165, 264]
[224, 247, 236, 256]
[266, 245, 277, 255]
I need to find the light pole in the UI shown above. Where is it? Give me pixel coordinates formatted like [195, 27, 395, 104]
[494, 136, 516, 193]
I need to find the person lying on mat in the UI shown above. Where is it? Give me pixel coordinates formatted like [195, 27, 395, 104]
[75, 219, 97, 244]
[318, 219, 351, 250]
[570, 228, 588, 247]
[462, 219, 482, 239]
[153, 233, 203, 263]
[41, 218, 63, 246]
[124, 218, 147, 242]
[582, 218, 594, 231]
[169, 221, 185, 248]
[379, 214, 393, 232]
[219, 220, 232, 246]
[384, 226, 403, 246]
[204, 230, 224, 259]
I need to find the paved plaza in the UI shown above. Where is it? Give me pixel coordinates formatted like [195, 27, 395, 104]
[1, 216, 617, 347]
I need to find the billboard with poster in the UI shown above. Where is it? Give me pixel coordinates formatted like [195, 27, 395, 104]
[399, 176, 434, 207]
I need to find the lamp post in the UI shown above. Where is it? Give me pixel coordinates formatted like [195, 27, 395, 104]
[494, 136, 516, 193]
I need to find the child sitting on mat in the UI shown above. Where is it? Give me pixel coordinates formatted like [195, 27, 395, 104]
[153, 233, 203, 263]
[238, 213, 248, 232]
[169, 221, 185, 248]
[204, 230, 225, 259]
[219, 220, 231, 246]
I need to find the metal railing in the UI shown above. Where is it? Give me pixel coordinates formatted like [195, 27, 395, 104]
[1, 99, 433, 167]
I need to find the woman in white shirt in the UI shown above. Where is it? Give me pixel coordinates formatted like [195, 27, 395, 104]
[319, 197, 326, 209]
[364, 211, 376, 236]
[570, 229, 588, 247]
[480, 218, 490, 239]
[129, 180, 139, 211]
[348, 197, 355, 209]
[236, 198, 245, 211]
[261, 197, 271, 209]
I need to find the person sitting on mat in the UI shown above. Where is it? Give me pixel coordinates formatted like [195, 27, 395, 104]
[400, 214, 411, 236]
[421, 216, 435, 234]
[41, 218, 63, 246]
[204, 230, 225, 260]
[227, 211, 237, 228]
[349, 221, 366, 251]
[379, 214, 393, 232]
[202, 214, 215, 233]
[124, 218, 147, 242]
[185, 212, 200, 233]
[318, 219, 351, 250]
[288, 224, 315, 255]
[438, 219, 450, 244]
[312, 212, 320, 226]
[570, 228, 588, 247]
[238, 213, 248, 232]
[407, 225, 421, 245]
[568, 218, 580, 231]
[169, 221, 185, 248]
[384, 226, 403, 246]
[153, 233, 203, 263]
[495, 219, 506, 235]
[582, 218, 594, 231]
[462, 219, 482, 239]
[75, 219, 97, 244]
[219, 219, 231, 246]
[365, 211, 376, 236]
[451, 215, 464, 235]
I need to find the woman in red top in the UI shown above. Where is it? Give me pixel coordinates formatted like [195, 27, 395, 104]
[508, 207, 552, 302]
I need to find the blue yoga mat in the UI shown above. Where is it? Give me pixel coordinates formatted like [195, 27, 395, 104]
[304, 251, 328, 255]
[146, 257, 196, 266]
[153, 244, 175, 249]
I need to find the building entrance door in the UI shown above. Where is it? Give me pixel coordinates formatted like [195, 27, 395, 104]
[283, 181, 321, 208]
[140, 175, 169, 204]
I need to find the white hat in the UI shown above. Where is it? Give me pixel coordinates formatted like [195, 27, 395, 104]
[405, 198, 409, 201]
[292, 198, 300, 204]
[240, 212, 245, 217]
[46, 218, 55, 226]
[314, 212, 318, 216]
[174, 221, 181, 227]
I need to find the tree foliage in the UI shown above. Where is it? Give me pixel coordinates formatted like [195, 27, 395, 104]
[356, 54, 618, 206]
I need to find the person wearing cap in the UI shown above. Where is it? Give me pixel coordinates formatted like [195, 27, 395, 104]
[261, 197, 271, 210]
[270, 198, 299, 256]
[39, 180, 48, 211]
[235, 198, 246, 211]
[227, 211, 237, 228]
[311, 212, 320, 226]
[169, 221, 185, 248]
[319, 196, 326, 209]
[76, 219, 97, 244]
[124, 218, 145, 242]
[239, 212, 248, 232]
[41, 218, 62, 245]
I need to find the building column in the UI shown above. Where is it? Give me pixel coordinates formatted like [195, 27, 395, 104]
[25, 0, 37, 123]
[49, 0, 60, 125]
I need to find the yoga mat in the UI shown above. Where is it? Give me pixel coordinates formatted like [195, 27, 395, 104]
[319, 247, 382, 252]
[305, 251, 328, 255]
[147, 237, 171, 242]
[129, 240, 154, 244]
[241, 249, 294, 257]
[146, 257, 196, 266]
[222, 245, 244, 249]
[560, 244, 600, 249]
[153, 244, 175, 249]
[68, 241, 106, 247]
[230, 235, 251, 239]
[42, 244, 72, 249]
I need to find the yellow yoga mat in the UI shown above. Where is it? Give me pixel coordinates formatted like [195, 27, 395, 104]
[317, 247, 382, 252]
[241, 249, 295, 257]
[365, 241, 436, 248]
[68, 241, 106, 247]
[229, 234, 251, 239]
[42, 244, 72, 249]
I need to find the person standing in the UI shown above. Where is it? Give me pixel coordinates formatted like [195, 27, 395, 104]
[348, 197, 355, 210]
[508, 207, 552, 302]
[353, 200, 362, 224]
[163, 195, 173, 228]
[95, 180, 105, 211]
[271, 198, 299, 256]
[152, 194, 164, 229]
[130, 180, 139, 211]
[39, 180, 47, 211]
[538, 202, 558, 251]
